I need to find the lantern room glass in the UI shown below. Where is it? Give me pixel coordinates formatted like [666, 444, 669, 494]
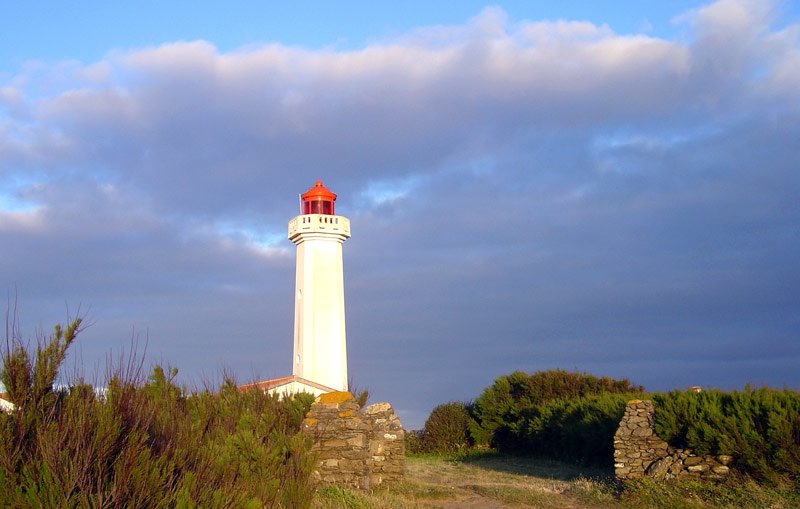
[303, 199, 334, 215]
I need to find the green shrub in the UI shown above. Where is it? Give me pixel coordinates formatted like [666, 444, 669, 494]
[0, 319, 317, 508]
[653, 387, 800, 484]
[421, 402, 476, 453]
[517, 393, 632, 465]
[404, 429, 425, 454]
[471, 369, 644, 455]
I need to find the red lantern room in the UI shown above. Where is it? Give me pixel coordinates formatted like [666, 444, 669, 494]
[301, 180, 337, 215]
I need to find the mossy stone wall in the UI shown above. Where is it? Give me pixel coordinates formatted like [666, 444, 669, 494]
[302, 392, 404, 490]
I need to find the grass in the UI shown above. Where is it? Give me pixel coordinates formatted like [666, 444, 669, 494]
[312, 451, 800, 509]
[620, 475, 800, 509]
[313, 451, 617, 508]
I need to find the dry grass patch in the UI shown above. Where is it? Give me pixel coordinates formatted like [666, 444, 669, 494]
[312, 453, 799, 509]
[313, 453, 619, 509]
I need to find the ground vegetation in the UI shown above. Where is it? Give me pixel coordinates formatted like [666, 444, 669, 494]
[0, 318, 316, 508]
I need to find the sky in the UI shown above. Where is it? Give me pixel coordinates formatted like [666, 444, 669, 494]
[1, 0, 798, 429]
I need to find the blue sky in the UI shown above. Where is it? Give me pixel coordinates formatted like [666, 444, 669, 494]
[1, 0, 799, 429]
[2, 1, 734, 68]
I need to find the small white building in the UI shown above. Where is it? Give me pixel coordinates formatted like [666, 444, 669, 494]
[238, 375, 337, 398]
[243, 180, 351, 397]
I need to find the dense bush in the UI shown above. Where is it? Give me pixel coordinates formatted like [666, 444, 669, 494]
[653, 387, 800, 484]
[471, 369, 644, 454]
[0, 319, 317, 508]
[515, 393, 632, 464]
[418, 367, 800, 481]
[404, 429, 425, 454]
[420, 402, 476, 453]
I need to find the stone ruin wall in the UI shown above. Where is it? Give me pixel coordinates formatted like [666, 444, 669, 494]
[301, 392, 404, 490]
[614, 400, 732, 482]
[364, 402, 405, 487]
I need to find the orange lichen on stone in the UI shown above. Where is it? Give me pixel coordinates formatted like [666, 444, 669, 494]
[317, 391, 354, 405]
[338, 410, 354, 418]
[304, 417, 318, 426]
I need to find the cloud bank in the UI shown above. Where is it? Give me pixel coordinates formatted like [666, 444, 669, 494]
[1, 0, 798, 428]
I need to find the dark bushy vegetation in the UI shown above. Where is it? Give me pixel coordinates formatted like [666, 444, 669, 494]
[653, 387, 800, 484]
[513, 393, 634, 464]
[0, 319, 317, 508]
[471, 369, 644, 461]
[418, 367, 800, 485]
[404, 429, 425, 454]
[418, 402, 476, 453]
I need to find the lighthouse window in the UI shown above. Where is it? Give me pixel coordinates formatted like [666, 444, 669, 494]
[303, 197, 335, 215]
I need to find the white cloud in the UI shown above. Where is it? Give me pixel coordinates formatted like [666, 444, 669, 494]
[0, 208, 44, 231]
[0, 0, 798, 428]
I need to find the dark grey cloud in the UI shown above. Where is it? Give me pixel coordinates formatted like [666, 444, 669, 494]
[1, 0, 798, 428]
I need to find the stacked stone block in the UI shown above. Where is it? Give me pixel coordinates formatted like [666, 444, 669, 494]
[614, 399, 732, 482]
[302, 392, 371, 489]
[302, 392, 405, 491]
[614, 400, 668, 479]
[365, 402, 405, 487]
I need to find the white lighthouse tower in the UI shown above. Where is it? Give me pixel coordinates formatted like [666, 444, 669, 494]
[288, 180, 351, 391]
[239, 180, 351, 397]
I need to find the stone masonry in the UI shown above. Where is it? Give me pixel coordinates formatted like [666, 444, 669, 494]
[365, 402, 405, 487]
[302, 392, 404, 490]
[614, 400, 732, 482]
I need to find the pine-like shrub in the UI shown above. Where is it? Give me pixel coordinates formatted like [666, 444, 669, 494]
[404, 429, 425, 454]
[421, 402, 476, 453]
[0, 319, 318, 508]
[471, 369, 643, 453]
[653, 387, 800, 484]
[517, 393, 632, 465]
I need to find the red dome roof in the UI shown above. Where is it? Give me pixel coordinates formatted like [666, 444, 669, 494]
[301, 180, 337, 202]
[300, 180, 337, 215]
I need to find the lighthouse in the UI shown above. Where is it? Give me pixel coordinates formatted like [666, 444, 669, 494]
[239, 180, 351, 397]
[289, 180, 351, 391]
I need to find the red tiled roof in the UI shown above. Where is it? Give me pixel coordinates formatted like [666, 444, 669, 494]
[238, 375, 337, 394]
